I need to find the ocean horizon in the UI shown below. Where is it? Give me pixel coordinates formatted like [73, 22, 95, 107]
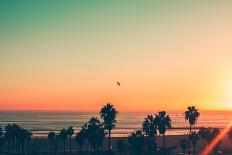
[0, 110, 231, 138]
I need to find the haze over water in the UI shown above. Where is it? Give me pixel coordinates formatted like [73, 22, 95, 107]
[0, 110, 231, 137]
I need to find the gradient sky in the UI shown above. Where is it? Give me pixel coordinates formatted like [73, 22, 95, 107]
[1, 1, 232, 111]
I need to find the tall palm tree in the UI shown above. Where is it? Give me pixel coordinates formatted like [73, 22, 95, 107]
[66, 126, 74, 154]
[184, 106, 200, 155]
[155, 111, 171, 155]
[179, 139, 187, 154]
[190, 131, 200, 155]
[48, 132, 56, 155]
[59, 129, 68, 155]
[99, 103, 118, 151]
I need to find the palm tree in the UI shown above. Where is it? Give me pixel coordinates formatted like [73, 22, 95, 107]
[80, 124, 88, 151]
[48, 132, 56, 155]
[75, 129, 85, 152]
[66, 126, 74, 154]
[142, 115, 158, 153]
[155, 111, 171, 155]
[184, 106, 200, 155]
[0, 126, 5, 153]
[26, 130, 32, 154]
[190, 131, 200, 155]
[59, 129, 68, 155]
[128, 130, 145, 155]
[5, 124, 14, 152]
[198, 127, 208, 150]
[100, 103, 118, 151]
[86, 117, 104, 152]
[18, 128, 28, 154]
[142, 115, 158, 139]
[179, 139, 187, 154]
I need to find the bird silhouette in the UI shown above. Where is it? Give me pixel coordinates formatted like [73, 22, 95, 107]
[116, 82, 120, 86]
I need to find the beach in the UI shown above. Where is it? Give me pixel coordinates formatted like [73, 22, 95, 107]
[1, 134, 232, 155]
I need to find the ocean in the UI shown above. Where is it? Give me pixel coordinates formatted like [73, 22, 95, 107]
[0, 110, 231, 137]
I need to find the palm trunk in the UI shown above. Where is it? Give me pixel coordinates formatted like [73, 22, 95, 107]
[188, 125, 191, 155]
[64, 141, 66, 155]
[69, 136, 72, 154]
[194, 144, 196, 155]
[22, 142, 25, 154]
[203, 140, 205, 151]
[55, 141, 57, 155]
[27, 142, 30, 155]
[108, 130, 111, 151]
[163, 134, 166, 155]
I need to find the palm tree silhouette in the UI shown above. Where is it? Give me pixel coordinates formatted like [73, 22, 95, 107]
[59, 129, 68, 155]
[190, 131, 200, 155]
[86, 117, 104, 152]
[155, 111, 171, 155]
[66, 126, 74, 154]
[75, 129, 85, 152]
[26, 130, 32, 154]
[128, 130, 145, 155]
[142, 115, 158, 153]
[179, 139, 187, 154]
[184, 106, 200, 155]
[198, 127, 209, 150]
[100, 103, 118, 151]
[48, 132, 56, 155]
[142, 115, 158, 139]
[0, 126, 5, 153]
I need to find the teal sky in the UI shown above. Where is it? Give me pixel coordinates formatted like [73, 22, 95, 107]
[1, 1, 232, 111]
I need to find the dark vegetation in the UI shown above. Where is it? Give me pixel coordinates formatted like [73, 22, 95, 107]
[0, 105, 227, 155]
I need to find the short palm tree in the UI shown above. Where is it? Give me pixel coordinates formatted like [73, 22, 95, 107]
[100, 103, 118, 150]
[48, 132, 56, 155]
[26, 130, 32, 154]
[128, 130, 145, 154]
[190, 131, 200, 155]
[156, 111, 171, 154]
[179, 139, 187, 154]
[59, 129, 68, 155]
[86, 117, 104, 152]
[184, 106, 200, 155]
[142, 115, 158, 153]
[66, 126, 74, 154]
[75, 128, 85, 152]
[198, 127, 208, 150]
[0, 126, 5, 153]
[142, 115, 158, 140]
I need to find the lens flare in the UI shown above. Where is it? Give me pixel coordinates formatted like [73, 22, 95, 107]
[201, 123, 232, 155]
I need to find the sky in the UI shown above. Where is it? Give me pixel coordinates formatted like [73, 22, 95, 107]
[1, 1, 232, 111]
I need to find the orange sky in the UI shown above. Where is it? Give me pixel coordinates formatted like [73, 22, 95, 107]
[1, 1, 232, 111]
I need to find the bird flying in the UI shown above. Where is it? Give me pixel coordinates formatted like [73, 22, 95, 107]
[116, 82, 121, 86]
